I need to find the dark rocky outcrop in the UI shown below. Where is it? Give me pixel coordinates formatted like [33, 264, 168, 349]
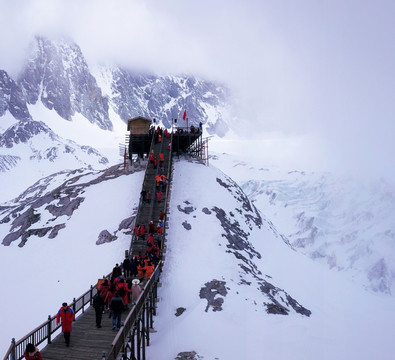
[0, 164, 132, 247]
[199, 279, 228, 312]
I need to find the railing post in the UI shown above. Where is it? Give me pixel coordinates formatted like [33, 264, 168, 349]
[90, 285, 94, 305]
[10, 338, 16, 360]
[145, 299, 150, 346]
[72, 298, 76, 317]
[102, 350, 106, 359]
[137, 318, 141, 360]
[47, 315, 52, 344]
[142, 305, 146, 360]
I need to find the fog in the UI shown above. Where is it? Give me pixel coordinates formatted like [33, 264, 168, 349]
[1, 0, 394, 177]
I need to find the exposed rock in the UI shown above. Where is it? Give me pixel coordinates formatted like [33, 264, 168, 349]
[0, 155, 21, 172]
[201, 207, 211, 215]
[182, 221, 191, 230]
[49, 224, 66, 239]
[118, 216, 135, 231]
[18, 36, 111, 130]
[211, 189, 311, 317]
[46, 197, 84, 217]
[0, 70, 31, 121]
[175, 351, 202, 360]
[175, 307, 186, 317]
[0, 164, 130, 246]
[212, 206, 261, 259]
[177, 203, 195, 214]
[199, 279, 228, 312]
[216, 176, 262, 229]
[97, 230, 117, 245]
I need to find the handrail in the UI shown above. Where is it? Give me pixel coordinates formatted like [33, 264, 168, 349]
[128, 132, 155, 256]
[162, 132, 173, 237]
[3, 281, 102, 360]
[106, 261, 162, 360]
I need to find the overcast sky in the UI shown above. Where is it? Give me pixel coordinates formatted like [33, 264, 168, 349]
[1, 0, 394, 177]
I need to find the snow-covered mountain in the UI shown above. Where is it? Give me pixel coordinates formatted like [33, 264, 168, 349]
[2, 36, 231, 132]
[1, 34, 395, 360]
[209, 153, 395, 296]
[0, 35, 231, 199]
[1, 157, 394, 359]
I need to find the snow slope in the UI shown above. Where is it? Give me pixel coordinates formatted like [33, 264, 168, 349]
[0, 153, 394, 360]
[146, 159, 395, 360]
[0, 166, 143, 354]
[208, 150, 395, 296]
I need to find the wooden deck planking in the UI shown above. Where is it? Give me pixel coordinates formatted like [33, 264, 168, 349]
[40, 307, 123, 360]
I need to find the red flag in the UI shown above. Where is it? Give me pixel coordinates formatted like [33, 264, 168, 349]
[183, 109, 186, 121]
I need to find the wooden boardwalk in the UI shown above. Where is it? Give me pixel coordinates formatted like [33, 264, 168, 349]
[40, 307, 122, 359]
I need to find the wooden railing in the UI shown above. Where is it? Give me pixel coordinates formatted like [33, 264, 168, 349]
[3, 282, 101, 360]
[104, 261, 162, 360]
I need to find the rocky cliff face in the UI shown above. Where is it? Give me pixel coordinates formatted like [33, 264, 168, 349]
[93, 66, 230, 135]
[18, 37, 111, 130]
[0, 70, 31, 121]
[0, 36, 230, 150]
[0, 35, 231, 183]
[106, 69, 228, 136]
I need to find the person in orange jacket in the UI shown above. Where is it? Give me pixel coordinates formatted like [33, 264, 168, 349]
[137, 260, 146, 282]
[56, 302, 75, 346]
[145, 261, 155, 280]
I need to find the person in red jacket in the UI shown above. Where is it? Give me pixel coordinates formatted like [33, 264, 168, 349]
[138, 224, 146, 240]
[157, 191, 162, 203]
[116, 278, 131, 307]
[159, 211, 165, 221]
[152, 244, 160, 258]
[24, 343, 42, 360]
[148, 220, 155, 234]
[99, 279, 110, 310]
[147, 232, 155, 246]
[105, 284, 117, 309]
[56, 302, 75, 346]
[133, 224, 139, 238]
[148, 152, 154, 165]
[145, 191, 151, 203]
